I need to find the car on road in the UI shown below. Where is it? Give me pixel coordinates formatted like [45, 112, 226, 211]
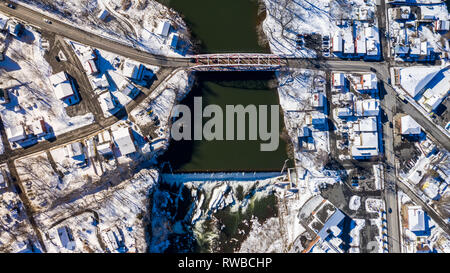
[388, 208, 392, 214]
[5, 3, 15, 9]
[44, 19, 52, 24]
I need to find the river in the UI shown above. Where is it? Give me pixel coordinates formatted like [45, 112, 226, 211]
[158, 0, 293, 172]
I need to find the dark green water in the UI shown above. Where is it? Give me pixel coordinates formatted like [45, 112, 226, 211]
[159, 1, 292, 172]
[160, 0, 266, 53]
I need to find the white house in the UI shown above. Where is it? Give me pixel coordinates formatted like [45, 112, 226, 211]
[332, 33, 343, 53]
[49, 71, 78, 105]
[6, 126, 26, 142]
[99, 92, 116, 112]
[332, 73, 345, 87]
[122, 60, 145, 81]
[156, 21, 171, 37]
[112, 127, 136, 156]
[401, 115, 421, 135]
[57, 226, 76, 250]
[355, 99, 380, 116]
[408, 206, 426, 233]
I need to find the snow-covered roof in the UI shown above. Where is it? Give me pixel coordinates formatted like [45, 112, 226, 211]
[351, 132, 379, 158]
[57, 226, 76, 250]
[6, 126, 26, 142]
[156, 21, 171, 37]
[99, 92, 116, 111]
[336, 107, 352, 117]
[408, 206, 426, 232]
[0, 14, 9, 30]
[49, 71, 68, 86]
[357, 117, 377, 132]
[69, 142, 84, 158]
[400, 66, 441, 98]
[332, 33, 343, 52]
[112, 127, 136, 156]
[355, 99, 380, 116]
[97, 143, 112, 155]
[317, 209, 345, 239]
[360, 73, 377, 90]
[54, 82, 75, 100]
[401, 115, 421, 135]
[332, 73, 345, 87]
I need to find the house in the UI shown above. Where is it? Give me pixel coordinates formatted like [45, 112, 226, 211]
[31, 119, 47, 137]
[97, 9, 109, 21]
[435, 20, 450, 31]
[108, 71, 139, 99]
[99, 92, 117, 112]
[408, 206, 428, 236]
[418, 68, 450, 112]
[357, 73, 377, 91]
[355, 99, 380, 116]
[336, 107, 352, 118]
[122, 60, 145, 81]
[84, 59, 98, 75]
[112, 127, 136, 156]
[92, 74, 109, 90]
[57, 226, 76, 250]
[0, 88, 10, 104]
[355, 34, 366, 55]
[49, 71, 78, 105]
[0, 169, 7, 189]
[156, 21, 171, 37]
[394, 45, 409, 57]
[0, 14, 9, 31]
[170, 34, 179, 50]
[6, 126, 26, 142]
[332, 73, 345, 88]
[96, 142, 113, 157]
[401, 115, 421, 135]
[351, 131, 379, 158]
[310, 92, 325, 108]
[8, 21, 24, 37]
[355, 117, 377, 132]
[331, 33, 343, 53]
[68, 142, 86, 166]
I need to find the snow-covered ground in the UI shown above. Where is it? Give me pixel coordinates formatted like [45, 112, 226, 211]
[37, 168, 159, 253]
[0, 189, 43, 252]
[0, 26, 94, 148]
[131, 69, 194, 141]
[14, 0, 192, 57]
[15, 0, 189, 56]
[275, 69, 330, 174]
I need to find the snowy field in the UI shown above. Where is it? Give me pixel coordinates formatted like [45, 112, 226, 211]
[0, 26, 94, 147]
[37, 168, 159, 253]
[15, 0, 192, 57]
[0, 190, 42, 252]
[131, 69, 194, 140]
